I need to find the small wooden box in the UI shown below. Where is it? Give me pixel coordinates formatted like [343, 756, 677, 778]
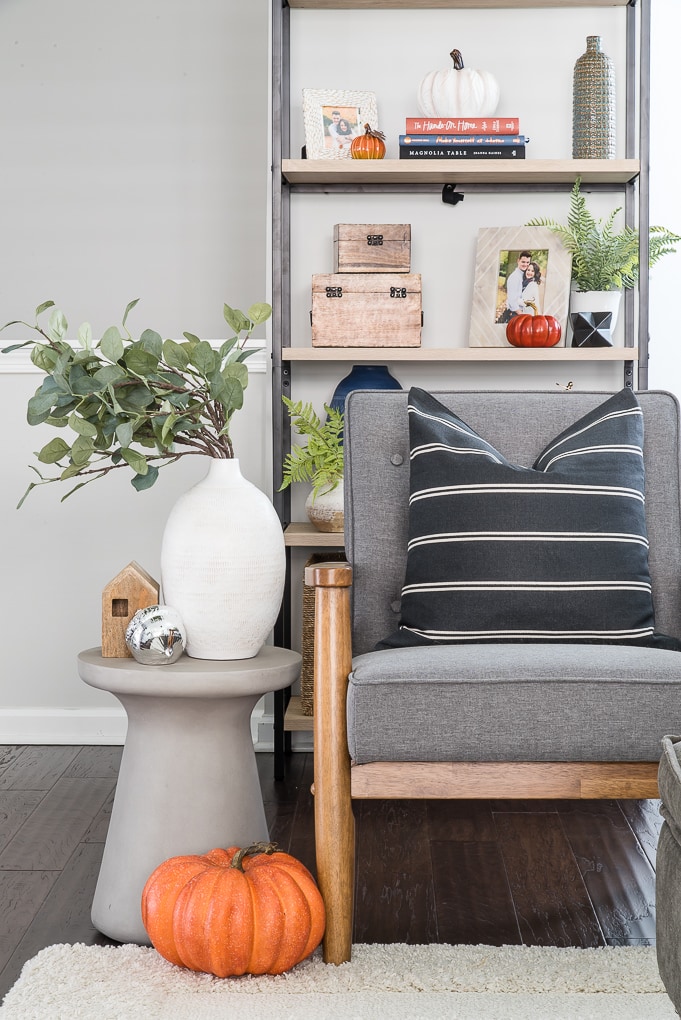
[333, 223, 411, 273]
[311, 273, 422, 348]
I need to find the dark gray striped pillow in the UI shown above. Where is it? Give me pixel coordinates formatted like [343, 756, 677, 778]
[380, 386, 664, 648]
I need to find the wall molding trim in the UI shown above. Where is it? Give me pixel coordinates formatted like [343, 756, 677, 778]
[0, 343, 268, 375]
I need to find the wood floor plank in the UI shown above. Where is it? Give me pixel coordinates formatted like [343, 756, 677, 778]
[0, 842, 115, 1001]
[63, 746, 123, 779]
[426, 799, 497, 842]
[0, 747, 27, 779]
[82, 788, 115, 844]
[354, 800, 438, 945]
[430, 840, 522, 946]
[0, 746, 80, 792]
[0, 792, 45, 854]
[493, 811, 605, 947]
[286, 755, 317, 879]
[618, 799, 663, 871]
[558, 799, 656, 943]
[0, 778, 115, 870]
[0, 871, 57, 972]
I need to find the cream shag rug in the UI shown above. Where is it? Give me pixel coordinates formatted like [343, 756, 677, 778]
[0, 942, 675, 1020]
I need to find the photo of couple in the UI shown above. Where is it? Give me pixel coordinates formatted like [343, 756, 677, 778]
[495, 248, 549, 324]
[322, 106, 361, 153]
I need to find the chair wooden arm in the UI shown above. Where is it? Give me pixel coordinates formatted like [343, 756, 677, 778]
[305, 561, 354, 964]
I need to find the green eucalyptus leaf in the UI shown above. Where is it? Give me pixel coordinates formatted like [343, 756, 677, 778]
[140, 329, 163, 358]
[222, 361, 249, 387]
[78, 322, 93, 349]
[117, 384, 155, 411]
[61, 481, 92, 502]
[94, 364, 127, 385]
[60, 463, 83, 480]
[116, 421, 134, 448]
[219, 337, 238, 359]
[37, 437, 71, 464]
[161, 413, 178, 445]
[69, 367, 105, 396]
[182, 332, 201, 345]
[132, 464, 159, 491]
[235, 347, 258, 363]
[120, 448, 148, 474]
[223, 304, 250, 334]
[100, 326, 124, 363]
[188, 341, 217, 376]
[35, 300, 55, 318]
[27, 390, 58, 425]
[1, 340, 34, 353]
[162, 339, 190, 371]
[124, 346, 159, 377]
[218, 376, 244, 415]
[47, 308, 68, 342]
[29, 345, 59, 372]
[70, 434, 95, 467]
[247, 302, 272, 326]
[68, 413, 98, 438]
[122, 298, 140, 330]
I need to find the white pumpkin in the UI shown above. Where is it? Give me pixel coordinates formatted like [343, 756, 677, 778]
[417, 49, 500, 118]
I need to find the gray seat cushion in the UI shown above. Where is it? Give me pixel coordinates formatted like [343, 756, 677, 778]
[347, 644, 681, 764]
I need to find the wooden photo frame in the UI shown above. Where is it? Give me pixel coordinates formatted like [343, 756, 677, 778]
[469, 226, 572, 347]
[302, 89, 378, 160]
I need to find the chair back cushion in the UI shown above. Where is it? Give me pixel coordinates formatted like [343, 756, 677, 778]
[344, 389, 681, 655]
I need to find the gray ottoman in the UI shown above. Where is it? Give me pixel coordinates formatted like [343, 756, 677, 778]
[657, 734, 681, 1014]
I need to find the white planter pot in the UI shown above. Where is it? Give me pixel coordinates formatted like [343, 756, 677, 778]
[570, 289, 622, 330]
[160, 458, 286, 660]
[305, 479, 344, 533]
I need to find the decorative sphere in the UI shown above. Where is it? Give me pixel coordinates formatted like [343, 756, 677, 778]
[125, 605, 187, 665]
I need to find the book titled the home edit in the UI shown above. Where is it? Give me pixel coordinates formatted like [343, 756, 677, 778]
[404, 117, 521, 134]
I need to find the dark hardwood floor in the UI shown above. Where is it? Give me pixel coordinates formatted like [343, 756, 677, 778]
[0, 744, 662, 1002]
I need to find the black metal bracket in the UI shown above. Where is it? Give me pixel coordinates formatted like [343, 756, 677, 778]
[442, 184, 464, 207]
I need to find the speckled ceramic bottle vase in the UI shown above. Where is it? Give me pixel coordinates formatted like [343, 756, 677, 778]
[572, 36, 615, 159]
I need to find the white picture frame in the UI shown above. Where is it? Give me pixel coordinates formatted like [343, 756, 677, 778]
[469, 226, 573, 347]
[302, 89, 378, 160]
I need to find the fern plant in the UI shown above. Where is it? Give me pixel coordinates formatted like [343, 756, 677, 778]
[279, 396, 344, 502]
[527, 177, 680, 292]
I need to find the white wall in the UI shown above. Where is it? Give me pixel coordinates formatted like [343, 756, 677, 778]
[0, 0, 270, 742]
[0, 0, 679, 744]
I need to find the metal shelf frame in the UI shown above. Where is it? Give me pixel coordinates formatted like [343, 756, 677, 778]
[270, 0, 651, 778]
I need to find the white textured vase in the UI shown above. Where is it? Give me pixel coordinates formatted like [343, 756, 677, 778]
[305, 479, 344, 533]
[160, 459, 286, 660]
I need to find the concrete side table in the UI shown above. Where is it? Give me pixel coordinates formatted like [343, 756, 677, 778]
[78, 645, 301, 945]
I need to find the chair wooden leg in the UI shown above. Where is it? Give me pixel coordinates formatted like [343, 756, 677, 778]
[310, 566, 354, 964]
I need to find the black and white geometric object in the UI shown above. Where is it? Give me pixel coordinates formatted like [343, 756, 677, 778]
[570, 311, 613, 348]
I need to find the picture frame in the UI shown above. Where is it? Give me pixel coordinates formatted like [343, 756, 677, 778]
[469, 226, 572, 347]
[302, 89, 378, 160]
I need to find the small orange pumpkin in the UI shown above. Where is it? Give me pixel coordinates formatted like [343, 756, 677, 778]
[506, 313, 562, 348]
[351, 123, 386, 159]
[141, 842, 325, 977]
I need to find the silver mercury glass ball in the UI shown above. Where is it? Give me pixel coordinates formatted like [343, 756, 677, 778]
[125, 605, 187, 665]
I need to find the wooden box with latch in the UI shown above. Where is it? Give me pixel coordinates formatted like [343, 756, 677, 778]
[311, 273, 422, 347]
[333, 223, 411, 273]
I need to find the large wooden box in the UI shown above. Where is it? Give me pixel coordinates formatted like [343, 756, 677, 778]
[333, 223, 411, 273]
[311, 273, 422, 347]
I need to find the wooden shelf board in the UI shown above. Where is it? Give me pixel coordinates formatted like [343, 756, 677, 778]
[290, 0, 628, 7]
[282, 346, 639, 363]
[285, 522, 346, 547]
[284, 695, 314, 731]
[283, 159, 639, 186]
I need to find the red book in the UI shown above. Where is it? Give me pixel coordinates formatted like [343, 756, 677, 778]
[405, 116, 520, 135]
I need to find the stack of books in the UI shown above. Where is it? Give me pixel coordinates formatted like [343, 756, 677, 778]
[399, 117, 527, 160]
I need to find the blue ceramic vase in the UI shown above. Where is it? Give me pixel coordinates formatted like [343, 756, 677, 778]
[329, 364, 402, 418]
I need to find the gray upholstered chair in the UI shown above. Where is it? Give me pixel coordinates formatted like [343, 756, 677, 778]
[305, 388, 681, 964]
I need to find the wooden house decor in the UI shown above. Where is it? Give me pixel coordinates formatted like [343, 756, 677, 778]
[101, 561, 160, 657]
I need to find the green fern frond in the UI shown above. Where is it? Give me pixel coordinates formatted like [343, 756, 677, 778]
[279, 395, 344, 500]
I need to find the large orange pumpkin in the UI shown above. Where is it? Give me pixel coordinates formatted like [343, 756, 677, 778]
[506, 313, 562, 348]
[351, 123, 386, 159]
[141, 842, 326, 977]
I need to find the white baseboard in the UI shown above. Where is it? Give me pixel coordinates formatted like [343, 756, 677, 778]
[0, 706, 311, 751]
[0, 708, 128, 745]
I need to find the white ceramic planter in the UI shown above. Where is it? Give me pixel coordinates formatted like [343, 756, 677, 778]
[305, 479, 344, 533]
[570, 289, 622, 330]
[160, 458, 286, 660]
